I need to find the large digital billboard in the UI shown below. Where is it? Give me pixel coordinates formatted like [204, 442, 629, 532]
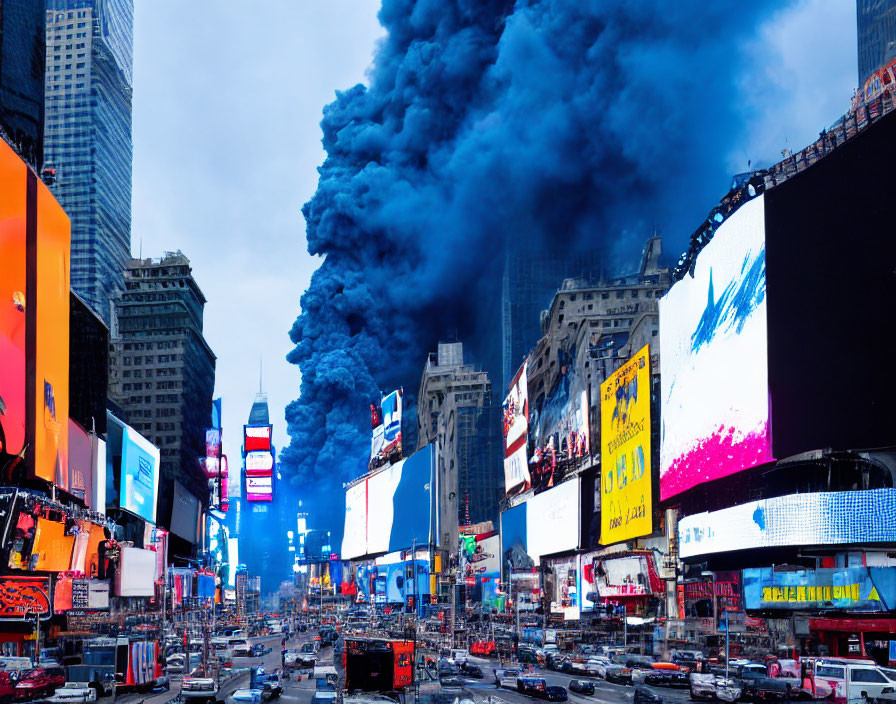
[171, 481, 200, 543]
[244, 424, 272, 452]
[245, 450, 274, 475]
[340, 444, 434, 560]
[600, 344, 652, 545]
[742, 567, 896, 612]
[246, 475, 273, 501]
[679, 488, 896, 558]
[121, 424, 160, 523]
[503, 362, 530, 495]
[0, 141, 28, 461]
[526, 478, 579, 565]
[660, 196, 773, 500]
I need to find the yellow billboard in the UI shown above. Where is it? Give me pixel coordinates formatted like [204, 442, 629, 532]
[600, 344, 652, 545]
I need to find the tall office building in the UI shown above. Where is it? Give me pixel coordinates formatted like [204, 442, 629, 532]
[43, 0, 133, 323]
[418, 342, 503, 547]
[108, 252, 216, 543]
[502, 243, 604, 393]
[0, 0, 46, 167]
[857, 0, 896, 86]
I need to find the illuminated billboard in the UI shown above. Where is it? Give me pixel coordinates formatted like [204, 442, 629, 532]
[171, 481, 200, 543]
[121, 424, 160, 523]
[244, 424, 272, 452]
[679, 488, 896, 558]
[246, 475, 273, 501]
[503, 362, 530, 495]
[660, 196, 773, 500]
[245, 450, 274, 475]
[340, 444, 433, 560]
[526, 478, 579, 565]
[600, 345, 652, 545]
[743, 567, 896, 612]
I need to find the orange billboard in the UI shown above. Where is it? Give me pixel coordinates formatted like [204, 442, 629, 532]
[0, 139, 71, 485]
[0, 140, 28, 459]
[31, 172, 71, 485]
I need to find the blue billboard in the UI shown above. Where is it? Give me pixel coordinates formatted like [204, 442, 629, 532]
[743, 566, 896, 612]
[121, 426, 160, 523]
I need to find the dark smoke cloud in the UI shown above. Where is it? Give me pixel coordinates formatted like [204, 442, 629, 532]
[283, 0, 777, 537]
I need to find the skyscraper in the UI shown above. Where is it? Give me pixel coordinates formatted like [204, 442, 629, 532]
[108, 252, 216, 547]
[43, 0, 133, 323]
[0, 0, 46, 168]
[857, 0, 896, 87]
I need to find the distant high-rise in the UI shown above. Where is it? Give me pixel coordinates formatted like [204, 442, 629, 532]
[418, 342, 503, 550]
[857, 0, 896, 86]
[108, 252, 216, 547]
[0, 0, 46, 167]
[43, 0, 133, 324]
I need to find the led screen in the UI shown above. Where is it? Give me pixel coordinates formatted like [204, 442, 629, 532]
[245, 450, 274, 475]
[679, 488, 896, 558]
[526, 478, 579, 565]
[121, 425, 160, 523]
[244, 424, 272, 452]
[381, 390, 402, 458]
[600, 344, 652, 545]
[246, 475, 273, 501]
[340, 445, 433, 560]
[660, 196, 773, 500]
[170, 480, 200, 543]
[743, 566, 896, 612]
[116, 547, 157, 597]
[503, 362, 530, 495]
[67, 418, 93, 503]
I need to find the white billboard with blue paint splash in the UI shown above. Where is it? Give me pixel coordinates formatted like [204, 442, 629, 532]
[659, 196, 773, 500]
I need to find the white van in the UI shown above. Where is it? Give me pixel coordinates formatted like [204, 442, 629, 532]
[812, 658, 895, 703]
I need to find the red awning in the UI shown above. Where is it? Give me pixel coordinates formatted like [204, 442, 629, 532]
[811, 617, 896, 633]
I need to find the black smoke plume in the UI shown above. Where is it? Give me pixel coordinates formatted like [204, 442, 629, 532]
[283, 0, 777, 538]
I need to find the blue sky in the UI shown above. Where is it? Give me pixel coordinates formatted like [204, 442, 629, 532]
[131, 0, 855, 482]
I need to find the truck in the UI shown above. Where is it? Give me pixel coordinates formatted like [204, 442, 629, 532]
[69, 637, 161, 695]
[344, 638, 414, 693]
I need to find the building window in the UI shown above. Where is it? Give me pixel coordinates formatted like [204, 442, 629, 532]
[601, 292, 609, 300]
[616, 291, 624, 299]
[631, 290, 639, 298]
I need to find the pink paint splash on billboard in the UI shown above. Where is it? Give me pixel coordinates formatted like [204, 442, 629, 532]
[660, 421, 773, 500]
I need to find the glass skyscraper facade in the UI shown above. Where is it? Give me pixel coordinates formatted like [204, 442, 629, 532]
[857, 0, 896, 87]
[43, 0, 133, 323]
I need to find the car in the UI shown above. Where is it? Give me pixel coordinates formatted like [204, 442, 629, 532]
[14, 667, 67, 701]
[261, 673, 282, 699]
[182, 671, 217, 700]
[0, 671, 20, 702]
[46, 682, 97, 704]
[545, 685, 568, 701]
[460, 663, 483, 679]
[230, 689, 263, 704]
[568, 680, 595, 695]
[583, 657, 614, 678]
[604, 664, 633, 685]
[633, 686, 664, 704]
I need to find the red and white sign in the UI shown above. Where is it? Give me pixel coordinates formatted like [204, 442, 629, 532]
[244, 425, 272, 452]
[246, 475, 273, 502]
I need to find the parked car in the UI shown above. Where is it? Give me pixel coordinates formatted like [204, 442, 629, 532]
[14, 668, 67, 701]
[583, 657, 614, 678]
[46, 682, 97, 704]
[633, 686, 664, 704]
[545, 686, 568, 702]
[181, 671, 217, 700]
[568, 679, 595, 695]
[495, 668, 520, 688]
[605, 663, 633, 685]
[460, 663, 483, 679]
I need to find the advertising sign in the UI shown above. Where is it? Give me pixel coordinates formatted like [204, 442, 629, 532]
[0, 142, 28, 460]
[550, 557, 580, 620]
[526, 478, 579, 565]
[171, 481, 200, 543]
[503, 362, 530, 495]
[246, 475, 273, 501]
[67, 418, 92, 502]
[679, 488, 896, 558]
[592, 553, 663, 598]
[381, 390, 402, 459]
[121, 425, 160, 523]
[244, 424, 272, 452]
[245, 450, 274, 475]
[460, 529, 500, 607]
[660, 197, 773, 500]
[600, 345, 652, 544]
[743, 567, 896, 612]
[206, 428, 221, 459]
[0, 576, 51, 620]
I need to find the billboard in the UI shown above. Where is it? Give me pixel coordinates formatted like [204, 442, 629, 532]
[660, 196, 773, 500]
[67, 418, 93, 503]
[341, 445, 433, 560]
[171, 481, 200, 543]
[121, 425, 160, 523]
[550, 556, 580, 620]
[244, 424, 272, 452]
[503, 362, 530, 495]
[600, 344, 652, 545]
[742, 567, 896, 612]
[526, 478, 579, 565]
[245, 450, 274, 475]
[679, 488, 896, 558]
[246, 475, 273, 501]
